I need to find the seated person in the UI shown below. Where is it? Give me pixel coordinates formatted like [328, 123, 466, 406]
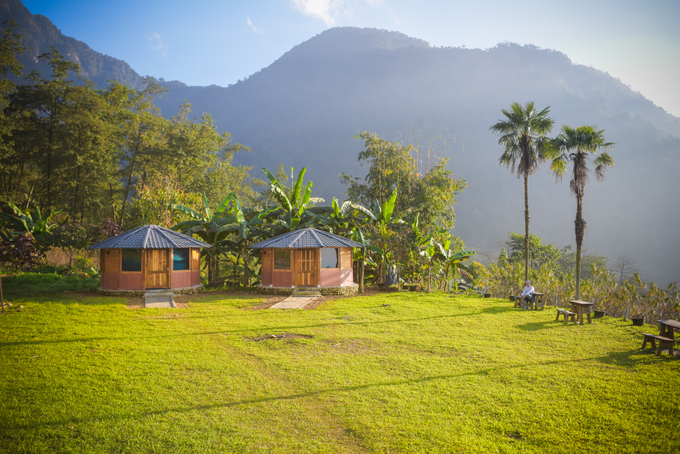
[519, 280, 536, 310]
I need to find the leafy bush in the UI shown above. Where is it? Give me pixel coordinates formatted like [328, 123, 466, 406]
[471, 260, 680, 324]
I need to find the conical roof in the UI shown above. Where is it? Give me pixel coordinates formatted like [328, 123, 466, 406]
[88, 225, 211, 250]
[249, 228, 363, 249]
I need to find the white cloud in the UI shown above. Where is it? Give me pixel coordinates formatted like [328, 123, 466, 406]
[290, 0, 343, 26]
[290, 0, 392, 27]
[247, 17, 264, 34]
[144, 32, 168, 58]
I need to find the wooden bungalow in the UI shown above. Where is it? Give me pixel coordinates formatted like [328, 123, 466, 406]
[250, 228, 363, 289]
[88, 225, 210, 292]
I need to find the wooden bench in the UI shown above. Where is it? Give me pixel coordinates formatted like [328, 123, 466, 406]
[555, 308, 576, 324]
[514, 295, 533, 309]
[641, 333, 676, 356]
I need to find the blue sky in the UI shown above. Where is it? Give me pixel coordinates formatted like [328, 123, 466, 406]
[23, 0, 680, 116]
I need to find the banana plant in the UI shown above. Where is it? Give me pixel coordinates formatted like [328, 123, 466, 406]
[419, 229, 475, 292]
[442, 248, 476, 293]
[219, 198, 278, 286]
[262, 166, 324, 231]
[0, 203, 61, 251]
[305, 197, 375, 234]
[170, 193, 241, 284]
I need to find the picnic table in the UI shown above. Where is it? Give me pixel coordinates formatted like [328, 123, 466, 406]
[513, 292, 545, 310]
[569, 300, 594, 325]
[658, 319, 680, 340]
[532, 292, 545, 310]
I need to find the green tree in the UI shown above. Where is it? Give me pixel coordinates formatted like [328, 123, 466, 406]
[504, 232, 560, 270]
[548, 125, 614, 299]
[8, 47, 81, 210]
[164, 102, 257, 205]
[133, 170, 203, 228]
[0, 19, 23, 163]
[340, 132, 465, 231]
[490, 102, 554, 281]
[109, 78, 169, 227]
[556, 245, 609, 280]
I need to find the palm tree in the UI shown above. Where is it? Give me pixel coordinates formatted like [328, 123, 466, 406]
[490, 101, 554, 281]
[547, 125, 614, 299]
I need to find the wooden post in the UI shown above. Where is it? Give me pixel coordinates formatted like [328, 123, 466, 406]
[554, 295, 558, 308]
[0, 275, 16, 313]
[359, 249, 365, 294]
[168, 249, 173, 290]
[590, 298, 594, 312]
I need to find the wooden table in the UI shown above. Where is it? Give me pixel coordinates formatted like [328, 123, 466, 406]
[0, 274, 17, 314]
[532, 292, 545, 310]
[569, 300, 594, 325]
[659, 319, 680, 339]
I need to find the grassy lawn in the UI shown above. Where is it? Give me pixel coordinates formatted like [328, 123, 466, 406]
[1, 291, 678, 453]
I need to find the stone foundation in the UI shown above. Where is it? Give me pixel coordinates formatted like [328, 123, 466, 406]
[96, 284, 204, 297]
[256, 284, 359, 296]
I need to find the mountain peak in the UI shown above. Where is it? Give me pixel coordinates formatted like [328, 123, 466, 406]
[288, 27, 430, 57]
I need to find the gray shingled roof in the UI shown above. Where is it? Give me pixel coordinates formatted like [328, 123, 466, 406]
[88, 225, 211, 250]
[249, 228, 363, 249]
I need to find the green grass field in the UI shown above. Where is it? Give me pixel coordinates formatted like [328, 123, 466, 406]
[1, 291, 678, 453]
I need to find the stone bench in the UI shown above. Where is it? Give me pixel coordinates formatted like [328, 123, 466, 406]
[641, 333, 676, 356]
[555, 308, 576, 324]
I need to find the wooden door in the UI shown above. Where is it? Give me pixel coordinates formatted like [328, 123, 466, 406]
[294, 249, 318, 287]
[145, 249, 169, 288]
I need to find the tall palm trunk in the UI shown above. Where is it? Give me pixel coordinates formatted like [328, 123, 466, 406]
[524, 173, 530, 282]
[574, 195, 585, 299]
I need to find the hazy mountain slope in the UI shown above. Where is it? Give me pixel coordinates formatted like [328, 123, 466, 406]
[0, 0, 144, 88]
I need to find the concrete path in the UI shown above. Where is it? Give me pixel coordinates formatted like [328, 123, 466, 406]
[271, 295, 317, 309]
[144, 293, 175, 308]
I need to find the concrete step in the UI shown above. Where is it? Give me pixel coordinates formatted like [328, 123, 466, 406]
[144, 292, 175, 308]
[293, 288, 321, 297]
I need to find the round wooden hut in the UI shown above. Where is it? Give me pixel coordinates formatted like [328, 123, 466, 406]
[250, 228, 363, 293]
[88, 225, 210, 292]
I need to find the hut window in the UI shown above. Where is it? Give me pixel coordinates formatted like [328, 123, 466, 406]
[173, 249, 190, 271]
[274, 250, 291, 270]
[321, 248, 338, 268]
[121, 249, 142, 272]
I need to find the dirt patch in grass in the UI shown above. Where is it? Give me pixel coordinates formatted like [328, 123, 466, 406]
[246, 333, 314, 341]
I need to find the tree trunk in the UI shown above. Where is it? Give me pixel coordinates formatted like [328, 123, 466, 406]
[242, 242, 249, 287]
[360, 255, 364, 294]
[119, 159, 137, 227]
[574, 195, 586, 299]
[427, 262, 432, 293]
[524, 173, 530, 282]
